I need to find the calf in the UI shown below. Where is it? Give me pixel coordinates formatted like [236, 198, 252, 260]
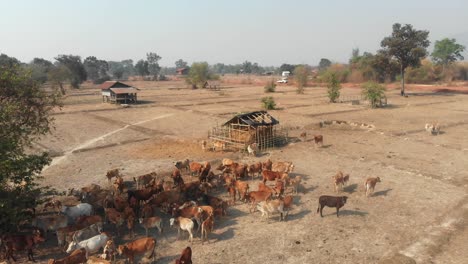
[3, 229, 45, 262]
[139, 216, 163, 236]
[174, 159, 190, 172]
[201, 215, 214, 244]
[365, 177, 381, 197]
[333, 171, 346, 193]
[317, 195, 348, 217]
[106, 168, 119, 184]
[66, 233, 109, 258]
[117, 237, 156, 264]
[314, 135, 323, 147]
[257, 199, 286, 221]
[48, 248, 86, 264]
[247, 162, 263, 180]
[244, 191, 272, 213]
[425, 123, 440, 135]
[170, 217, 196, 243]
[175, 246, 192, 264]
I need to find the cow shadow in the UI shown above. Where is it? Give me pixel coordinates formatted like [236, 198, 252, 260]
[158, 254, 180, 264]
[338, 209, 368, 217]
[301, 184, 318, 193]
[319, 144, 332, 149]
[286, 209, 311, 221]
[344, 184, 358, 194]
[211, 227, 235, 242]
[373, 188, 393, 197]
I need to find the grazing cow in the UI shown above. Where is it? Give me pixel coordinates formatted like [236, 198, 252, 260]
[262, 159, 272, 171]
[313, 135, 323, 147]
[212, 141, 226, 152]
[139, 216, 163, 236]
[174, 159, 190, 173]
[32, 214, 68, 236]
[106, 168, 119, 184]
[262, 170, 288, 184]
[247, 143, 258, 156]
[271, 161, 294, 173]
[189, 162, 203, 177]
[175, 246, 192, 264]
[201, 140, 208, 151]
[289, 176, 302, 194]
[73, 223, 102, 243]
[48, 248, 86, 264]
[61, 203, 93, 224]
[317, 195, 348, 217]
[333, 171, 346, 193]
[247, 162, 263, 180]
[300, 131, 307, 141]
[133, 172, 157, 189]
[201, 215, 214, 244]
[244, 191, 272, 213]
[113, 176, 124, 194]
[3, 229, 45, 262]
[66, 233, 110, 258]
[365, 177, 381, 197]
[170, 217, 196, 243]
[42, 199, 62, 214]
[256, 199, 286, 221]
[117, 237, 156, 264]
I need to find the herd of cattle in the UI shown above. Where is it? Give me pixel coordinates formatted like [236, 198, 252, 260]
[0, 150, 383, 263]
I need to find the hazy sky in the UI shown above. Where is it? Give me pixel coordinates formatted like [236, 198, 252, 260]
[1, 0, 467, 66]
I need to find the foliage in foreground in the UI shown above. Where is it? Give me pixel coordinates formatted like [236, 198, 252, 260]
[326, 73, 341, 103]
[261, 96, 276, 110]
[361, 81, 386, 108]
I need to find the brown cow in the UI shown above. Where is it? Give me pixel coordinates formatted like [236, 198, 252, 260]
[104, 208, 125, 235]
[76, 215, 103, 228]
[247, 162, 263, 180]
[271, 161, 294, 173]
[244, 191, 272, 213]
[274, 180, 285, 197]
[262, 170, 288, 184]
[314, 135, 323, 147]
[3, 229, 45, 262]
[117, 237, 157, 264]
[48, 248, 86, 264]
[174, 159, 190, 172]
[133, 172, 157, 189]
[201, 215, 214, 244]
[262, 158, 272, 171]
[317, 195, 348, 217]
[189, 162, 203, 177]
[365, 177, 381, 197]
[225, 178, 249, 203]
[139, 216, 163, 236]
[175, 246, 192, 264]
[172, 169, 185, 188]
[333, 171, 346, 192]
[113, 176, 124, 194]
[106, 168, 119, 184]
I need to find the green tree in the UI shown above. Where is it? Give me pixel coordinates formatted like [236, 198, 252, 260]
[146, 52, 162, 80]
[318, 58, 332, 71]
[83, 56, 110, 84]
[381, 23, 430, 96]
[241, 61, 253, 74]
[293, 65, 310, 93]
[186, 62, 215, 88]
[29, 58, 53, 84]
[0, 54, 21, 68]
[431, 38, 466, 70]
[261, 96, 276, 110]
[135, 59, 149, 77]
[326, 73, 341, 103]
[175, 59, 188, 69]
[48, 65, 71, 95]
[0, 65, 61, 233]
[362, 81, 386, 108]
[55, 55, 87, 88]
[279, 63, 295, 74]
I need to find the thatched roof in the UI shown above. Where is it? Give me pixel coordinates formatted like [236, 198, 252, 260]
[223, 111, 279, 127]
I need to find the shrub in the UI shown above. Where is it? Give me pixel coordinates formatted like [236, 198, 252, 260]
[261, 96, 276, 110]
[294, 65, 310, 93]
[264, 80, 276, 93]
[326, 73, 341, 103]
[361, 81, 386, 108]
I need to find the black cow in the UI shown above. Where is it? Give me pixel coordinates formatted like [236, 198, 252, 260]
[317, 195, 348, 217]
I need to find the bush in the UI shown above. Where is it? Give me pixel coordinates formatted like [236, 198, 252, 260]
[264, 80, 276, 93]
[326, 73, 341, 103]
[293, 65, 310, 93]
[261, 96, 276, 110]
[361, 81, 386, 108]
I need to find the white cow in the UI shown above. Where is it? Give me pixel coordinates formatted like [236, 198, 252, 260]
[66, 233, 109, 258]
[61, 203, 93, 223]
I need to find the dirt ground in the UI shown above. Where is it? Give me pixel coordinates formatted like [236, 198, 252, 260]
[22, 79, 468, 263]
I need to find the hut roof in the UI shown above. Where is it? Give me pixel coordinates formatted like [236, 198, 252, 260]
[100, 81, 133, 90]
[223, 111, 279, 127]
[110, 87, 138, 94]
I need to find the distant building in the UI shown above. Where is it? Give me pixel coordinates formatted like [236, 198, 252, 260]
[100, 81, 138, 104]
[176, 67, 189, 75]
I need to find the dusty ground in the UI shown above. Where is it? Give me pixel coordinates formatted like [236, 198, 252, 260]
[21, 79, 468, 263]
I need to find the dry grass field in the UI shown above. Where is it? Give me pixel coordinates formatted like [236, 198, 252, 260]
[29, 78, 468, 263]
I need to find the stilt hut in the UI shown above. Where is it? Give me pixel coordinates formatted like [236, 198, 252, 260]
[100, 81, 138, 104]
[209, 111, 287, 151]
